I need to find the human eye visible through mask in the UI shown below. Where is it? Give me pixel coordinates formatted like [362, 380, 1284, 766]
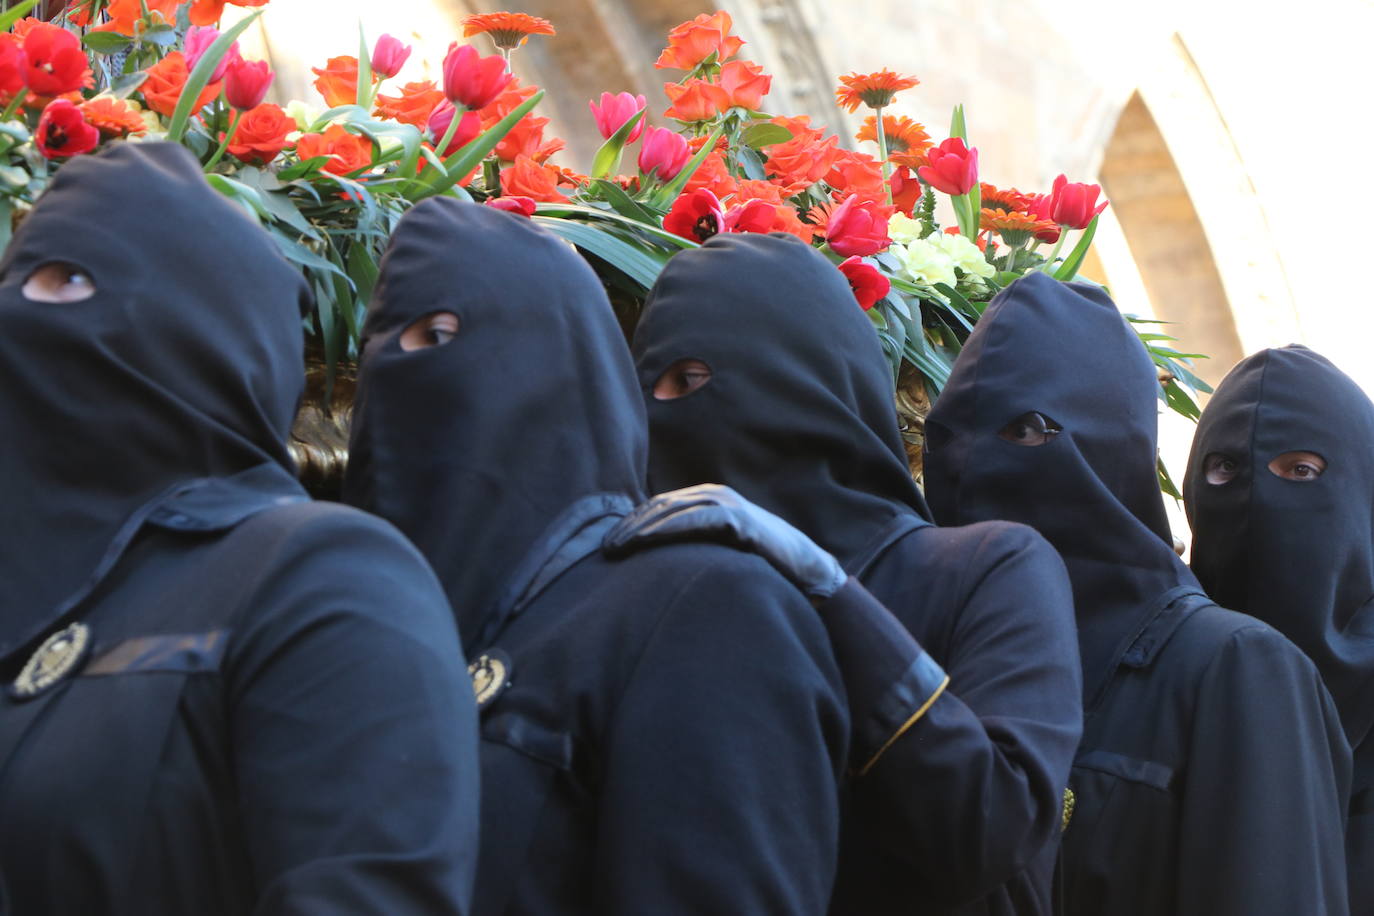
[1203, 452, 1240, 485]
[653, 358, 712, 400]
[21, 261, 95, 303]
[399, 311, 460, 351]
[998, 411, 1061, 447]
[1267, 450, 1326, 482]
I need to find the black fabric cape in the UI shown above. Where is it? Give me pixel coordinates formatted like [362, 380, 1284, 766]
[0, 143, 479, 914]
[1185, 344, 1374, 911]
[343, 200, 849, 914]
[634, 232, 1083, 915]
[924, 272, 1351, 915]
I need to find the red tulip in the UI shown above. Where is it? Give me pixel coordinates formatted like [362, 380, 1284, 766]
[1048, 174, 1108, 229]
[918, 137, 978, 196]
[723, 198, 775, 234]
[224, 58, 273, 111]
[35, 98, 99, 159]
[0, 34, 27, 102]
[663, 187, 725, 242]
[823, 194, 892, 257]
[838, 256, 890, 311]
[184, 25, 239, 82]
[589, 91, 646, 142]
[442, 42, 513, 111]
[486, 196, 536, 217]
[23, 22, 87, 97]
[1025, 193, 1061, 243]
[637, 125, 690, 182]
[428, 101, 481, 155]
[371, 34, 412, 79]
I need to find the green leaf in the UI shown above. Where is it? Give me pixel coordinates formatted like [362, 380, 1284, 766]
[1054, 213, 1099, 280]
[740, 122, 792, 148]
[736, 145, 766, 181]
[533, 202, 696, 250]
[413, 89, 545, 200]
[592, 179, 658, 223]
[1157, 455, 1182, 501]
[0, 0, 38, 33]
[82, 32, 134, 54]
[651, 127, 721, 206]
[205, 173, 271, 221]
[533, 217, 667, 290]
[166, 9, 264, 142]
[589, 108, 646, 179]
[356, 22, 373, 109]
[949, 104, 967, 142]
[108, 70, 148, 98]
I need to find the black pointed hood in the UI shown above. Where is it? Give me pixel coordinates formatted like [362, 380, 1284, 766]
[1185, 345, 1374, 749]
[0, 142, 309, 660]
[632, 231, 928, 568]
[923, 272, 1193, 702]
[342, 199, 647, 649]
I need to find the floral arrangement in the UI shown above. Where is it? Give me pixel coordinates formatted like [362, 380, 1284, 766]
[0, 3, 1208, 487]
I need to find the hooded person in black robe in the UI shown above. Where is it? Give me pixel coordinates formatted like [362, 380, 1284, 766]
[1184, 344, 1374, 912]
[923, 272, 1351, 915]
[0, 143, 481, 914]
[628, 231, 1083, 915]
[341, 198, 850, 915]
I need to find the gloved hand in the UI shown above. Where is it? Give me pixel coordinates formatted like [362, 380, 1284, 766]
[604, 484, 848, 599]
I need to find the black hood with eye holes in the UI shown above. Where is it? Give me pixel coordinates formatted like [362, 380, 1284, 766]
[632, 231, 930, 568]
[1185, 345, 1374, 751]
[923, 271, 1193, 705]
[342, 199, 648, 651]
[0, 142, 310, 662]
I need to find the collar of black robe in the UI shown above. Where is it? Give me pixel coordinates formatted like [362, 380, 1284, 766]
[0, 142, 310, 663]
[922, 272, 1196, 706]
[341, 198, 647, 652]
[1185, 345, 1374, 749]
[632, 232, 929, 569]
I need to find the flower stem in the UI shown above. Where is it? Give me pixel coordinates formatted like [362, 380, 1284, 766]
[873, 104, 893, 206]
[1039, 231, 1067, 274]
[202, 109, 242, 172]
[0, 91, 27, 126]
[435, 105, 466, 160]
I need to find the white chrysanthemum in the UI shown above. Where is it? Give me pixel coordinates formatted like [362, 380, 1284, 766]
[284, 100, 322, 133]
[887, 212, 923, 245]
[930, 232, 995, 278]
[897, 239, 957, 288]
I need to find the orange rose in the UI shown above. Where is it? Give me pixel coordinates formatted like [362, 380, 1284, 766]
[227, 102, 295, 165]
[141, 51, 221, 119]
[683, 150, 739, 200]
[655, 11, 744, 70]
[374, 80, 445, 129]
[764, 115, 839, 195]
[826, 149, 887, 204]
[663, 79, 729, 123]
[500, 155, 563, 203]
[717, 60, 770, 111]
[494, 114, 563, 164]
[79, 97, 146, 137]
[85, 0, 179, 34]
[311, 55, 358, 109]
[296, 124, 372, 176]
[189, 0, 271, 27]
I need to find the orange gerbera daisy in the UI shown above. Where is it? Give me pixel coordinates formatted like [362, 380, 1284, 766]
[979, 182, 1031, 214]
[835, 69, 919, 113]
[462, 12, 556, 51]
[980, 208, 1057, 246]
[856, 114, 932, 169]
[79, 97, 146, 137]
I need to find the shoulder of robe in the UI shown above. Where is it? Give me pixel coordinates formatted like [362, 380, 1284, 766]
[1170, 602, 1321, 685]
[902, 518, 1067, 587]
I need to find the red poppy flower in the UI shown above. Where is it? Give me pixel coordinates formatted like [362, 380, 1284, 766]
[838, 256, 890, 311]
[0, 34, 27, 102]
[24, 22, 89, 97]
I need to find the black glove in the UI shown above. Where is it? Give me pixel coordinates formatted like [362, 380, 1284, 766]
[604, 484, 848, 599]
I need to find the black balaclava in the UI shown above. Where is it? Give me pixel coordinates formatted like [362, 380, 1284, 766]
[342, 199, 647, 650]
[923, 272, 1191, 703]
[1185, 345, 1374, 749]
[0, 142, 309, 661]
[633, 231, 929, 568]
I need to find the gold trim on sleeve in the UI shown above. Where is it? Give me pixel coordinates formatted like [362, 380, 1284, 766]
[857, 674, 950, 777]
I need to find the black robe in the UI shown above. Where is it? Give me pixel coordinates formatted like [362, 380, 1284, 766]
[0, 144, 480, 914]
[923, 272, 1351, 915]
[343, 201, 849, 914]
[1185, 344, 1374, 913]
[633, 232, 1083, 915]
